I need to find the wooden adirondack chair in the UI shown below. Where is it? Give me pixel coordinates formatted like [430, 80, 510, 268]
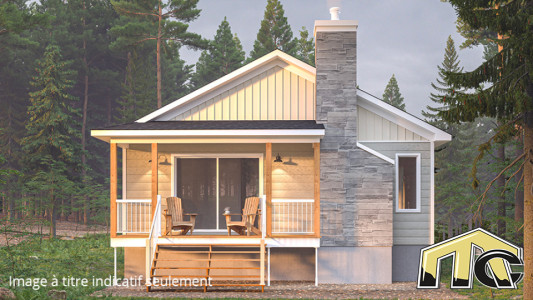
[224, 197, 261, 236]
[164, 197, 197, 235]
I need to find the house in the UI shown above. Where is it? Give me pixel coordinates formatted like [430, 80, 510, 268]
[91, 18, 451, 289]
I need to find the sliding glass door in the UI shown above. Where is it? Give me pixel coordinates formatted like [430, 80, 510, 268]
[175, 156, 260, 230]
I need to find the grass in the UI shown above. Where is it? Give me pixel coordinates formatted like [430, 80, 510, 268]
[438, 256, 523, 299]
[0, 233, 123, 299]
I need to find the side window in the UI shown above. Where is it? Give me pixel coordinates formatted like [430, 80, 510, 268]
[396, 154, 420, 212]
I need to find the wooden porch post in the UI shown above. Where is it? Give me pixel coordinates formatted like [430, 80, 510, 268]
[151, 143, 158, 220]
[265, 143, 272, 237]
[110, 143, 117, 238]
[313, 143, 321, 237]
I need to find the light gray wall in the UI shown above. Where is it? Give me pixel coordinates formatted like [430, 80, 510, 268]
[318, 246, 392, 284]
[392, 245, 426, 282]
[359, 142, 432, 245]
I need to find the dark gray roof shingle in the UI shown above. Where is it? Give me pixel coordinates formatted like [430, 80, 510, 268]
[94, 120, 325, 131]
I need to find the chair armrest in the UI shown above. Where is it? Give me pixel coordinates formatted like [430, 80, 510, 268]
[223, 213, 242, 216]
[163, 209, 170, 216]
[184, 213, 198, 216]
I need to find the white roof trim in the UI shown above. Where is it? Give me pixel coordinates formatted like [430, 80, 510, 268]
[137, 50, 316, 123]
[357, 89, 451, 143]
[356, 142, 395, 164]
[92, 129, 324, 138]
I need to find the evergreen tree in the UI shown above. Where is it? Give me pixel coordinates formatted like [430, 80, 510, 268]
[442, 1, 533, 296]
[21, 45, 80, 238]
[382, 74, 406, 111]
[422, 36, 462, 126]
[249, 0, 297, 60]
[110, 0, 207, 108]
[0, 0, 48, 220]
[191, 17, 245, 89]
[295, 26, 315, 66]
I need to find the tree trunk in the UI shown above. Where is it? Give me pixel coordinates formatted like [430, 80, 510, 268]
[81, 0, 89, 225]
[156, 0, 162, 109]
[496, 143, 506, 236]
[49, 192, 56, 238]
[515, 141, 524, 221]
[523, 112, 533, 300]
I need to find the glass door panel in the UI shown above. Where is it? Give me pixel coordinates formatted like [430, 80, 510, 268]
[175, 158, 216, 229]
[219, 158, 259, 229]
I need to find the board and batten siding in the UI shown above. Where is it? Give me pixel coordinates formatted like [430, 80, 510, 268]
[172, 66, 315, 121]
[358, 142, 431, 245]
[357, 106, 427, 141]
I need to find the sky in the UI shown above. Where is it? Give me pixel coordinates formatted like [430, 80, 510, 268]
[179, 0, 485, 118]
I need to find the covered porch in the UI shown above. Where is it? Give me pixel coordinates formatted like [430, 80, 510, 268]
[92, 120, 324, 241]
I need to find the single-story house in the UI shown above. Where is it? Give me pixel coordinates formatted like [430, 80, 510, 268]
[91, 18, 451, 291]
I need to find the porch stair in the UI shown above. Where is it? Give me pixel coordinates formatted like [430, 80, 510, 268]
[147, 243, 265, 292]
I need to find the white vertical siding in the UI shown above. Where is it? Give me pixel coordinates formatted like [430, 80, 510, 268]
[357, 106, 428, 141]
[173, 66, 315, 121]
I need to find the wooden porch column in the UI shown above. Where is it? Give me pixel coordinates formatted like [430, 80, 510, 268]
[151, 143, 158, 220]
[265, 143, 272, 237]
[313, 143, 321, 237]
[110, 142, 117, 238]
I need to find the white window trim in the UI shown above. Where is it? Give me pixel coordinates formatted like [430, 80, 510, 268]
[395, 153, 421, 213]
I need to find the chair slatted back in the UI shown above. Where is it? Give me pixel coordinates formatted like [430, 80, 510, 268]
[242, 197, 259, 225]
[166, 197, 183, 224]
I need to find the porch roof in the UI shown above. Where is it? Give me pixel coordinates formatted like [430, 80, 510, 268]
[91, 120, 325, 144]
[94, 120, 325, 130]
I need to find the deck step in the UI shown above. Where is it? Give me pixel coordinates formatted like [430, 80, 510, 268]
[149, 242, 265, 292]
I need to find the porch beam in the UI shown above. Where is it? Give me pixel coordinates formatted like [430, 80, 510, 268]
[265, 143, 272, 237]
[313, 143, 320, 237]
[110, 142, 117, 238]
[151, 143, 158, 220]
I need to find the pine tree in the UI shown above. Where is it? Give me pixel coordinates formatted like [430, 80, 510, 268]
[191, 17, 245, 89]
[0, 0, 47, 220]
[249, 0, 297, 60]
[422, 36, 462, 126]
[110, 0, 207, 108]
[295, 26, 315, 66]
[382, 74, 406, 111]
[442, 1, 533, 296]
[21, 45, 80, 238]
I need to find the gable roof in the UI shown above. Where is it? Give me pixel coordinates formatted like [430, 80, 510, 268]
[357, 89, 451, 145]
[137, 50, 315, 123]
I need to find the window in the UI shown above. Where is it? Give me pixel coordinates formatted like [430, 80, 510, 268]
[172, 155, 261, 230]
[396, 154, 420, 212]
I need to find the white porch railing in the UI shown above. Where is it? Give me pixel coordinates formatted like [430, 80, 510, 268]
[146, 195, 162, 283]
[117, 199, 152, 234]
[271, 199, 314, 234]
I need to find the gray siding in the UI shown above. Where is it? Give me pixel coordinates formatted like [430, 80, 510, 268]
[359, 142, 431, 245]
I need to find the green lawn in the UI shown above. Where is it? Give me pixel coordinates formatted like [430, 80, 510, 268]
[438, 256, 523, 299]
[0, 234, 123, 299]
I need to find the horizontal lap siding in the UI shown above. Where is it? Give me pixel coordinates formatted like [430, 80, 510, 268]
[357, 106, 427, 142]
[126, 144, 315, 230]
[173, 66, 315, 121]
[359, 142, 431, 245]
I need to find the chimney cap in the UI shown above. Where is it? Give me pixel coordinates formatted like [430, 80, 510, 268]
[314, 20, 358, 37]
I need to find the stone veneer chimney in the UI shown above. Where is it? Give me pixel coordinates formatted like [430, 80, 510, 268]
[314, 20, 394, 284]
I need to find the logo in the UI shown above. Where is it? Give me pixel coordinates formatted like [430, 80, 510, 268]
[417, 228, 523, 289]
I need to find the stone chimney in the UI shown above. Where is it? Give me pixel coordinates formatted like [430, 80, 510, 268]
[314, 19, 394, 284]
[314, 20, 358, 246]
